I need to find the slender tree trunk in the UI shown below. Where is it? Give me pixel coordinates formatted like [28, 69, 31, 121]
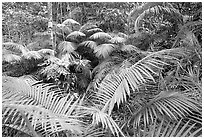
[48, 2, 55, 51]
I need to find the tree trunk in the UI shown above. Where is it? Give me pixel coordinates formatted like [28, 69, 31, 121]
[48, 2, 55, 51]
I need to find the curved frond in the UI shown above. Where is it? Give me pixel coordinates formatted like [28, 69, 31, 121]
[3, 53, 21, 63]
[94, 48, 187, 115]
[94, 44, 116, 59]
[134, 4, 184, 33]
[130, 91, 201, 128]
[90, 32, 112, 40]
[109, 37, 126, 44]
[58, 41, 76, 55]
[22, 51, 42, 59]
[66, 31, 86, 40]
[120, 44, 140, 52]
[79, 40, 98, 49]
[3, 42, 29, 55]
[62, 18, 80, 26]
[37, 49, 55, 57]
[84, 28, 103, 37]
[2, 76, 86, 136]
[138, 118, 202, 137]
[79, 22, 98, 32]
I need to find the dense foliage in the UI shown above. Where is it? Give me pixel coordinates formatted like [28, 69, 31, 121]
[2, 2, 202, 137]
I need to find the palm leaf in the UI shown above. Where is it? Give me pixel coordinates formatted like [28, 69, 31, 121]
[138, 118, 202, 137]
[130, 90, 201, 128]
[66, 31, 86, 40]
[37, 49, 55, 57]
[3, 42, 29, 55]
[57, 41, 76, 55]
[3, 53, 21, 63]
[94, 48, 187, 115]
[134, 4, 184, 33]
[90, 32, 112, 40]
[79, 22, 98, 32]
[2, 76, 86, 136]
[22, 51, 42, 59]
[62, 18, 80, 26]
[94, 44, 117, 59]
[109, 37, 126, 44]
[79, 40, 98, 49]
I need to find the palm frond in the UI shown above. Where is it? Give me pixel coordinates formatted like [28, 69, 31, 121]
[82, 106, 125, 137]
[109, 37, 126, 44]
[3, 53, 21, 63]
[94, 48, 187, 115]
[62, 18, 80, 26]
[134, 4, 184, 33]
[138, 118, 202, 137]
[66, 31, 86, 40]
[94, 44, 117, 59]
[79, 40, 98, 49]
[2, 76, 86, 136]
[79, 22, 98, 32]
[90, 32, 112, 41]
[130, 90, 201, 128]
[37, 49, 55, 57]
[22, 51, 42, 59]
[55, 23, 72, 35]
[84, 28, 103, 37]
[3, 42, 29, 55]
[57, 41, 76, 56]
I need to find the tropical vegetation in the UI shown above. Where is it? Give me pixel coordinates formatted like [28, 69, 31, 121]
[2, 2, 202, 137]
